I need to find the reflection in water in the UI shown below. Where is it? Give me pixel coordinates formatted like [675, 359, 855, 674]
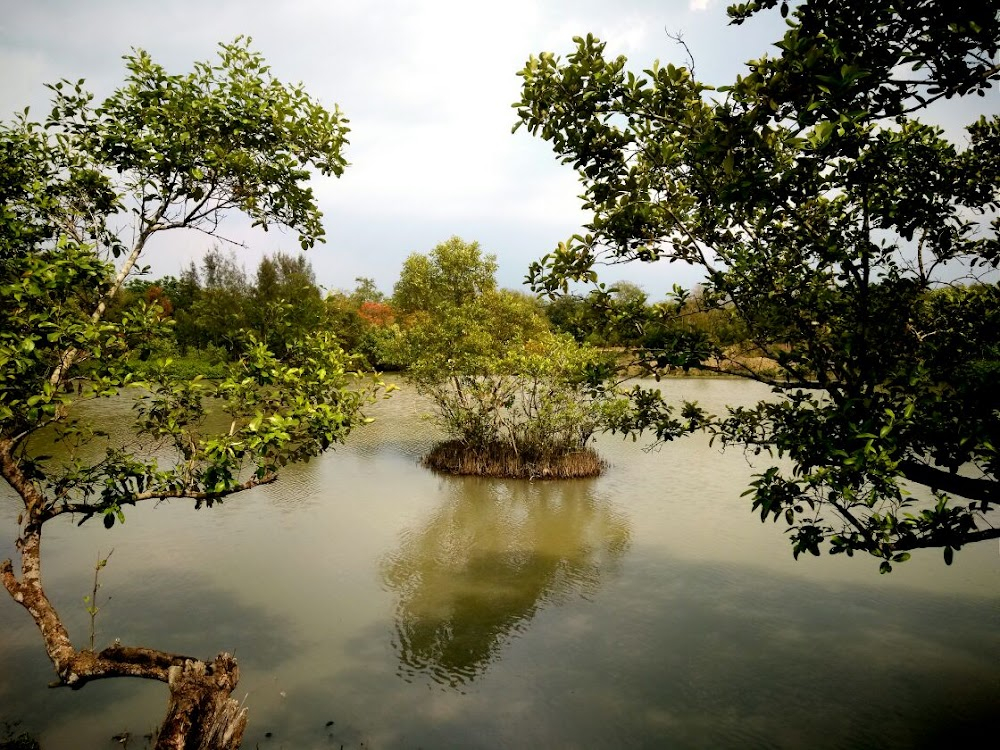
[382, 478, 630, 688]
[6, 378, 998, 748]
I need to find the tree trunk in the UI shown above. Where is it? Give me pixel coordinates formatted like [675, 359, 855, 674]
[156, 654, 247, 750]
[1, 526, 247, 749]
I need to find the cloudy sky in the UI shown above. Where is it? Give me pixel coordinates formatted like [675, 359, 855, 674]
[1, 1, 996, 298]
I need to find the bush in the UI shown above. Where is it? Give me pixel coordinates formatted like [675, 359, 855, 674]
[411, 332, 627, 477]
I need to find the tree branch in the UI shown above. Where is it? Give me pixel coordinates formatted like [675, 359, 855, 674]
[2, 524, 246, 748]
[893, 525, 1000, 551]
[44, 472, 278, 522]
[898, 459, 998, 503]
[48, 199, 170, 388]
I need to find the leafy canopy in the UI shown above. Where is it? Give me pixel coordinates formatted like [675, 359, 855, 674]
[1, 38, 376, 743]
[396, 238, 625, 469]
[0, 37, 375, 526]
[514, 0, 1000, 570]
[393, 235, 499, 317]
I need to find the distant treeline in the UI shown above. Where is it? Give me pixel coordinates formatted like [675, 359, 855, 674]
[118, 247, 749, 376]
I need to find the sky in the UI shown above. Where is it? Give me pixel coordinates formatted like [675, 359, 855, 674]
[1, 0, 997, 299]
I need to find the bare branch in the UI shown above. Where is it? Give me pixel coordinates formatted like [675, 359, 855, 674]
[664, 29, 696, 77]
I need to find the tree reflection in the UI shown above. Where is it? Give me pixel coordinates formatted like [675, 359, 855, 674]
[381, 478, 630, 688]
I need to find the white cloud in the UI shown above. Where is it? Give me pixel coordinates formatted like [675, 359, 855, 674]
[5, 0, 922, 297]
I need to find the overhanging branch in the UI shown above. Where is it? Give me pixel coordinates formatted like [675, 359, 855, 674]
[2, 524, 247, 748]
[899, 459, 998, 503]
[45, 472, 278, 523]
[892, 525, 1000, 551]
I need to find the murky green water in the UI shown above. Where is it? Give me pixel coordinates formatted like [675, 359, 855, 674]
[1, 378, 998, 748]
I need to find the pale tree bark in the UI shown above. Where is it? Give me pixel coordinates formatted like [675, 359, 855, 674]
[48, 207, 164, 389]
[1, 525, 247, 749]
[1, 433, 248, 749]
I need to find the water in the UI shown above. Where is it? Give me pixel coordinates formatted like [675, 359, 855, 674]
[1, 378, 997, 748]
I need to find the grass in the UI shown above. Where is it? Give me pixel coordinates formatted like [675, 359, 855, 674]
[422, 440, 606, 479]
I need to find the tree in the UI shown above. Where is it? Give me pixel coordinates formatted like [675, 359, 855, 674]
[186, 247, 251, 355]
[514, 1, 1000, 569]
[248, 251, 325, 355]
[349, 276, 386, 306]
[0, 39, 380, 747]
[392, 236, 499, 317]
[321, 278, 401, 369]
[397, 241, 625, 478]
[543, 293, 599, 342]
[169, 263, 206, 354]
[413, 327, 626, 478]
[599, 281, 650, 347]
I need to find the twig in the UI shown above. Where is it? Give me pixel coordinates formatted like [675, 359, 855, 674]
[85, 548, 114, 651]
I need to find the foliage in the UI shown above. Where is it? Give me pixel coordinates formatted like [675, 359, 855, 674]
[349, 276, 386, 306]
[404, 284, 551, 377]
[182, 248, 251, 355]
[413, 319, 604, 439]
[358, 300, 395, 327]
[514, 1, 1000, 567]
[249, 251, 326, 355]
[543, 293, 599, 343]
[324, 277, 403, 369]
[392, 236, 498, 316]
[119, 248, 328, 367]
[356, 323, 410, 371]
[544, 281, 747, 354]
[544, 282, 647, 346]
[128, 344, 230, 381]
[0, 38, 377, 745]
[400, 248, 627, 476]
[413, 328, 626, 475]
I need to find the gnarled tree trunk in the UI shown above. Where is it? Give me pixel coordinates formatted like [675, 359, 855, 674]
[1, 524, 247, 749]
